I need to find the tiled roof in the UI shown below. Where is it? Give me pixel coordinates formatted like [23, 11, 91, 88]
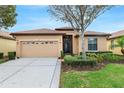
[109, 30, 124, 39]
[0, 31, 15, 40]
[84, 31, 111, 36]
[11, 28, 66, 35]
[55, 27, 75, 31]
[55, 27, 110, 36]
[11, 28, 110, 36]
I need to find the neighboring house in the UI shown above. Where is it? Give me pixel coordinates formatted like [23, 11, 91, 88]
[108, 30, 124, 55]
[11, 27, 110, 57]
[0, 31, 16, 56]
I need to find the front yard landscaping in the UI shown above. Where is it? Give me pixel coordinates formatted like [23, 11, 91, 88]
[60, 64, 124, 88]
[0, 52, 16, 64]
[60, 52, 124, 88]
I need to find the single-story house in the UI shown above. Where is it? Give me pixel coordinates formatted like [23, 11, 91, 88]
[11, 27, 111, 57]
[0, 31, 16, 56]
[108, 30, 124, 55]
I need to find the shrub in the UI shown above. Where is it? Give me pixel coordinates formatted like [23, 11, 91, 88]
[86, 53, 104, 63]
[86, 53, 97, 57]
[64, 55, 79, 66]
[0, 52, 4, 59]
[80, 52, 82, 55]
[97, 51, 112, 54]
[103, 53, 124, 62]
[64, 55, 97, 67]
[60, 51, 64, 58]
[74, 55, 82, 59]
[96, 54, 104, 63]
[86, 51, 112, 55]
[86, 53, 124, 63]
[8, 52, 16, 60]
[80, 52, 105, 63]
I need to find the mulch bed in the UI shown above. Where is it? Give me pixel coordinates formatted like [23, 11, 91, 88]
[61, 63, 105, 72]
[61, 60, 124, 72]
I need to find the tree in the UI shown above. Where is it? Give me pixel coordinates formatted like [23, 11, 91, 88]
[112, 36, 124, 55]
[0, 5, 17, 30]
[48, 5, 113, 59]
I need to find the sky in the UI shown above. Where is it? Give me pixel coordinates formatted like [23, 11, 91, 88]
[9, 5, 124, 33]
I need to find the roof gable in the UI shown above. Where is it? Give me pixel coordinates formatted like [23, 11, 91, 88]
[0, 31, 15, 40]
[109, 30, 124, 39]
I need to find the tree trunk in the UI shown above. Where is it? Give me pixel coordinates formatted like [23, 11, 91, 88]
[121, 48, 124, 55]
[81, 32, 87, 60]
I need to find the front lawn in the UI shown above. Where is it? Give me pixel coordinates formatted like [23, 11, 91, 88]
[60, 64, 124, 88]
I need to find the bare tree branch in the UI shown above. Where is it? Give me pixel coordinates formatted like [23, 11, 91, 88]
[48, 5, 113, 59]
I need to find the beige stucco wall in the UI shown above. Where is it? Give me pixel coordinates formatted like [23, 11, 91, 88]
[108, 38, 123, 55]
[0, 38, 16, 56]
[107, 39, 111, 51]
[78, 36, 109, 53]
[15, 31, 110, 57]
[15, 35, 63, 57]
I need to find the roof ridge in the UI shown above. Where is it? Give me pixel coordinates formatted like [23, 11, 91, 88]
[85, 31, 110, 34]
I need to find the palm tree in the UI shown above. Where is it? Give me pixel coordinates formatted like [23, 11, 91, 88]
[112, 36, 124, 55]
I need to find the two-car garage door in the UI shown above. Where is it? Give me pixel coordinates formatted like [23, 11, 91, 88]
[21, 41, 59, 57]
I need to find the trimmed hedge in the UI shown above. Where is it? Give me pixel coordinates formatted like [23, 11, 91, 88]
[8, 52, 16, 60]
[64, 55, 97, 67]
[86, 52, 124, 63]
[80, 51, 113, 55]
[0, 52, 3, 59]
[86, 53, 104, 63]
[64, 52, 124, 68]
[86, 51, 112, 54]
[103, 53, 124, 62]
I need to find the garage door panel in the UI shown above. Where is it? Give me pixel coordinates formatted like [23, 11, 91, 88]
[21, 41, 59, 57]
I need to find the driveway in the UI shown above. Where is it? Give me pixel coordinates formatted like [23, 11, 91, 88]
[0, 58, 61, 88]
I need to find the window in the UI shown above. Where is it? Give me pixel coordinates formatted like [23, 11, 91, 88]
[32, 42, 35, 44]
[49, 41, 53, 44]
[88, 38, 97, 51]
[36, 42, 39, 44]
[45, 41, 48, 44]
[41, 42, 44, 44]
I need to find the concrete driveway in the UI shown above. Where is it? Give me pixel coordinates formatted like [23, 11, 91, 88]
[0, 58, 61, 88]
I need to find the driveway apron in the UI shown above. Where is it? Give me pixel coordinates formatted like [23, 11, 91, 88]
[0, 58, 61, 88]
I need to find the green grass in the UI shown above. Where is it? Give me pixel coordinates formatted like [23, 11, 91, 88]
[60, 64, 124, 88]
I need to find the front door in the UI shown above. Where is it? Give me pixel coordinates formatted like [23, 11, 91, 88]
[63, 35, 72, 54]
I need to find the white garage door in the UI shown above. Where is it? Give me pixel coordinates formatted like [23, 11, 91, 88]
[21, 41, 59, 57]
